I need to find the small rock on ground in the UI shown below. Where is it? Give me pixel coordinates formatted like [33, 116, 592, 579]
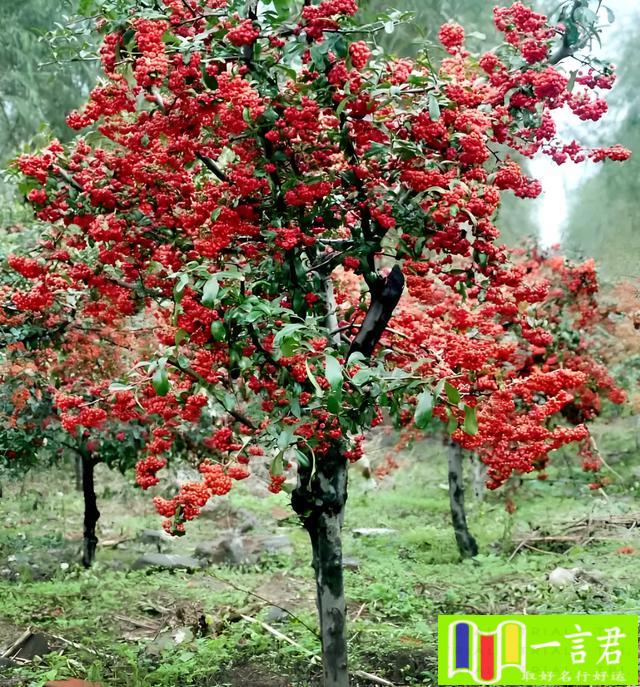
[131, 553, 205, 571]
[137, 529, 172, 544]
[194, 534, 292, 566]
[13, 632, 51, 660]
[342, 556, 360, 571]
[352, 528, 397, 537]
[264, 606, 289, 623]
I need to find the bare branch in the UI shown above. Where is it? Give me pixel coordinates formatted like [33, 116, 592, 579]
[348, 265, 405, 359]
[196, 152, 229, 182]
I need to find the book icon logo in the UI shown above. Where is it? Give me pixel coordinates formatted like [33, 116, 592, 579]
[448, 619, 526, 683]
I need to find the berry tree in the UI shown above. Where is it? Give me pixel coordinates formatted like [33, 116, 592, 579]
[0, 302, 149, 566]
[370, 246, 625, 558]
[508, 248, 628, 485]
[8, 0, 629, 683]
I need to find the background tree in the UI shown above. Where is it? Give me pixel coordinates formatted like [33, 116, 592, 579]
[0, 309, 149, 566]
[0, 1, 95, 176]
[0, 0, 97, 252]
[563, 10, 640, 280]
[374, 242, 627, 558]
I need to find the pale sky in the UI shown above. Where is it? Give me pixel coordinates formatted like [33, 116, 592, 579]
[533, 0, 638, 247]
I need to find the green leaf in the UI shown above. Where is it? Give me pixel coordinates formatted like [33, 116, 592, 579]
[293, 448, 309, 469]
[575, 6, 597, 25]
[445, 381, 460, 405]
[214, 268, 245, 281]
[565, 21, 580, 47]
[310, 43, 328, 69]
[329, 32, 348, 59]
[305, 359, 324, 398]
[271, 452, 284, 476]
[277, 430, 293, 451]
[203, 70, 218, 90]
[290, 396, 301, 419]
[174, 273, 189, 302]
[346, 351, 367, 367]
[174, 328, 189, 346]
[325, 355, 343, 391]
[336, 96, 351, 117]
[279, 337, 297, 357]
[414, 390, 434, 429]
[273, 323, 305, 347]
[210, 320, 225, 342]
[428, 94, 441, 121]
[350, 369, 372, 386]
[463, 405, 478, 436]
[78, 0, 94, 14]
[327, 392, 341, 415]
[109, 382, 133, 392]
[152, 365, 170, 397]
[202, 276, 219, 307]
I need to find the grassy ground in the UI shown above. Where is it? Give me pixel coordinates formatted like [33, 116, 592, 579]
[0, 415, 639, 687]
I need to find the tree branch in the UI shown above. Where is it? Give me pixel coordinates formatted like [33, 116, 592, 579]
[196, 152, 229, 182]
[347, 265, 405, 359]
[322, 276, 341, 347]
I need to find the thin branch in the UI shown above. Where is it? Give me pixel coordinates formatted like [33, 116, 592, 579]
[317, 238, 354, 249]
[240, 614, 317, 656]
[207, 569, 320, 638]
[353, 671, 395, 687]
[112, 277, 164, 299]
[330, 317, 359, 336]
[179, 0, 199, 18]
[248, 325, 280, 366]
[322, 276, 341, 347]
[306, 250, 348, 275]
[196, 152, 229, 182]
[56, 168, 83, 192]
[167, 357, 257, 429]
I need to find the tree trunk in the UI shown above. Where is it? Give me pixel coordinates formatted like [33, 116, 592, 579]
[448, 441, 478, 559]
[293, 448, 349, 687]
[74, 454, 83, 491]
[470, 454, 486, 502]
[80, 454, 100, 567]
[348, 265, 404, 359]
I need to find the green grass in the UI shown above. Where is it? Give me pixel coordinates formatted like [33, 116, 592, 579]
[0, 416, 639, 686]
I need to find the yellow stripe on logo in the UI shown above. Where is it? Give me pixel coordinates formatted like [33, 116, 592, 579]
[504, 622, 520, 663]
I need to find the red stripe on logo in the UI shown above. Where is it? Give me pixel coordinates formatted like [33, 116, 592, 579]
[480, 634, 495, 682]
